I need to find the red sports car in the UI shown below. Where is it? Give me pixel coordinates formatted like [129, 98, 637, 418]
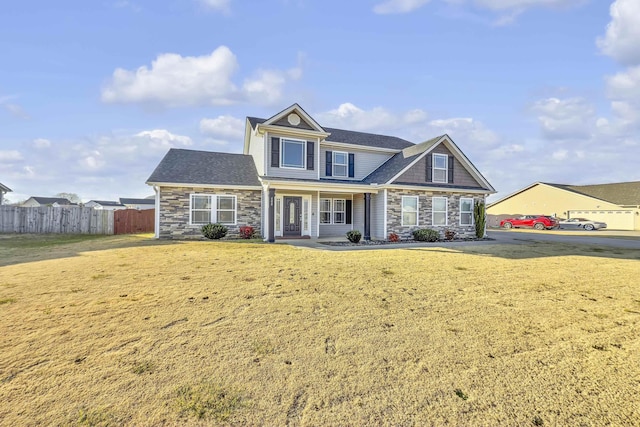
[499, 215, 559, 230]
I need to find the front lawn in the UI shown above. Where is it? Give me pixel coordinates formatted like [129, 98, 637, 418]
[0, 235, 638, 425]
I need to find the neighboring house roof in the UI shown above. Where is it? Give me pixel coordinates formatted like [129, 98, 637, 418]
[489, 181, 640, 208]
[247, 117, 414, 151]
[87, 200, 125, 207]
[147, 149, 261, 187]
[0, 182, 11, 193]
[27, 197, 75, 205]
[119, 198, 155, 205]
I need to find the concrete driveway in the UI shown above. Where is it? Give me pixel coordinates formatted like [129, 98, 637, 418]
[488, 229, 640, 250]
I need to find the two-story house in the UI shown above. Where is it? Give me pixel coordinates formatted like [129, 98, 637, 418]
[147, 104, 495, 240]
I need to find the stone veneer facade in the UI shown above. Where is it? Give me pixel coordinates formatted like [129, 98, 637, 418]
[386, 189, 485, 239]
[158, 186, 262, 239]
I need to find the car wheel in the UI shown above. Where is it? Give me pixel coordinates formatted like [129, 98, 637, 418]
[534, 223, 545, 230]
[502, 222, 513, 229]
[584, 224, 594, 231]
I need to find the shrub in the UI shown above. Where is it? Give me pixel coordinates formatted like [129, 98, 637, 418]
[346, 230, 362, 243]
[412, 228, 439, 242]
[388, 232, 399, 242]
[444, 229, 456, 240]
[474, 201, 486, 238]
[201, 223, 228, 240]
[238, 225, 255, 239]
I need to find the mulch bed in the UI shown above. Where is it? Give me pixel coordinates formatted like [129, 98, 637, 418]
[321, 237, 494, 246]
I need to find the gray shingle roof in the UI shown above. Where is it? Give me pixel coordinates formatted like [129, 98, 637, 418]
[88, 200, 125, 207]
[147, 149, 261, 187]
[544, 181, 640, 206]
[247, 117, 414, 150]
[30, 197, 75, 205]
[120, 198, 154, 205]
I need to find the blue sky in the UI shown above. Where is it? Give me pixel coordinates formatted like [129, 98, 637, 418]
[1, 0, 639, 203]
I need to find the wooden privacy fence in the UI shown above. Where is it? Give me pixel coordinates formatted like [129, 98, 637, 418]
[0, 206, 155, 235]
[114, 209, 155, 235]
[0, 206, 114, 234]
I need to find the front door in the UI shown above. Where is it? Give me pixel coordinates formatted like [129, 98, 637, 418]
[283, 196, 302, 237]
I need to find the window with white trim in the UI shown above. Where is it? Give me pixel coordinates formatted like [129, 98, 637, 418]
[460, 198, 474, 226]
[333, 151, 348, 177]
[320, 198, 346, 224]
[281, 138, 306, 169]
[320, 198, 332, 224]
[333, 199, 346, 224]
[433, 154, 448, 183]
[432, 197, 447, 226]
[401, 196, 418, 226]
[190, 194, 237, 225]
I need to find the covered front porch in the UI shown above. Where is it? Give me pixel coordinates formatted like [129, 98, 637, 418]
[261, 181, 378, 242]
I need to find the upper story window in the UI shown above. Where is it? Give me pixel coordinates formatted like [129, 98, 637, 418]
[333, 152, 348, 177]
[433, 154, 448, 183]
[281, 138, 306, 169]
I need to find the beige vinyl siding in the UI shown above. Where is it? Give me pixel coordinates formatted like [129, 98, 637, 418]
[272, 115, 315, 130]
[320, 146, 394, 181]
[395, 145, 483, 188]
[248, 132, 265, 176]
[370, 190, 386, 239]
[265, 132, 318, 180]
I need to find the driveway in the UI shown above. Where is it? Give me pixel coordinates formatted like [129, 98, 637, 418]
[488, 229, 640, 250]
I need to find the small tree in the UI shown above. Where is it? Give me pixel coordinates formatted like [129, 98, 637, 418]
[474, 200, 486, 238]
[55, 192, 82, 204]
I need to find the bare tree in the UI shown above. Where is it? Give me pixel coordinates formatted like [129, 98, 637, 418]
[55, 192, 82, 204]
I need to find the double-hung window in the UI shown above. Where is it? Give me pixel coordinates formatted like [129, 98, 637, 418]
[281, 138, 306, 169]
[432, 197, 448, 226]
[333, 151, 348, 177]
[320, 198, 346, 224]
[402, 196, 418, 226]
[433, 154, 448, 183]
[190, 194, 237, 225]
[460, 198, 474, 226]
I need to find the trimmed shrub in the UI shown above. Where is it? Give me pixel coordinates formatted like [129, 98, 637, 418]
[412, 228, 439, 242]
[388, 232, 399, 242]
[474, 201, 486, 238]
[238, 225, 255, 239]
[346, 230, 362, 243]
[444, 229, 456, 240]
[201, 223, 228, 240]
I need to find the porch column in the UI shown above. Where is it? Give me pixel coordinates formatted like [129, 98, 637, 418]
[364, 192, 371, 241]
[268, 188, 276, 243]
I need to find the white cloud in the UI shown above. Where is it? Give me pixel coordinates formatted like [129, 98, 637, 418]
[530, 97, 595, 140]
[134, 130, 193, 151]
[597, 0, 640, 66]
[32, 138, 51, 148]
[102, 46, 300, 108]
[373, 0, 431, 14]
[198, 0, 231, 14]
[317, 103, 428, 134]
[199, 115, 244, 139]
[551, 149, 568, 160]
[0, 150, 23, 162]
[426, 117, 500, 148]
[606, 65, 640, 100]
[470, 0, 581, 11]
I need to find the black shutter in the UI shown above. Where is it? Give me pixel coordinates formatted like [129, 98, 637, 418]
[346, 199, 352, 224]
[306, 141, 314, 170]
[426, 154, 433, 182]
[448, 156, 454, 183]
[271, 137, 280, 168]
[348, 153, 355, 178]
[325, 150, 332, 176]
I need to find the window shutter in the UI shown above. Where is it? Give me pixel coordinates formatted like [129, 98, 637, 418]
[426, 154, 433, 182]
[348, 153, 355, 178]
[271, 137, 280, 168]
[325, 150, 332, 176]
[346, 199, 352, 224]
[448, 156, 454, 183]
[306, 141, 314, 170]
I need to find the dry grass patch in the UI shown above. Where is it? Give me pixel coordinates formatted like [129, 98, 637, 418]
[0, 234, 639, 426]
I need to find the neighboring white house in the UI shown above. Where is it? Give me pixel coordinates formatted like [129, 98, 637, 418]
[85, 200, 127, 210]
[119, 197, 155, 210]
[22, 196, 76, 207]
[0, 182, 11, 205]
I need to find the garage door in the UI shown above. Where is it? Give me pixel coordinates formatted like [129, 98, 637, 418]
[569, 210, 635, 230]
